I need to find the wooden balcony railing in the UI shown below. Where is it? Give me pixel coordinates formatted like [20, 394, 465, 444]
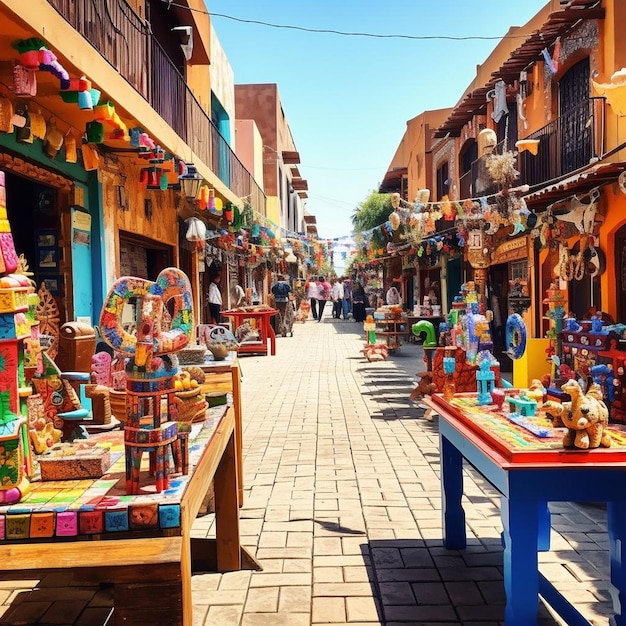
[47, 0, 266, 215]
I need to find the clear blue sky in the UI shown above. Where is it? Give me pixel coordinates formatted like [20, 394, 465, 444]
[207, 1, 548, 240]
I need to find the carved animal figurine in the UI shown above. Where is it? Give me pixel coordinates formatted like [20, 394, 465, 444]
[543, 379, 611, 449]
[410, 372, 435, 400]
[361, 343, 388, 362]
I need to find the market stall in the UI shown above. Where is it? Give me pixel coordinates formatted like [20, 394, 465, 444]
[427, 390, 626, 626]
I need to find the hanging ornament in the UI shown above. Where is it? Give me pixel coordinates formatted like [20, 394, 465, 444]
[185, 216, 206, 244]
[390, 193, 401, 209]
[389, 211, 400, 231]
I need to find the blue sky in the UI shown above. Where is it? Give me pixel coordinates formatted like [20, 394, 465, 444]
[208, 1, 548, 240]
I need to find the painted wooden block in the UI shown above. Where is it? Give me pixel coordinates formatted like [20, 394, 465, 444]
[6, 513, 30, 539]
[104, 508, 129, 532]
[30, 512, 55, 537]
[38, 443, 111, 480]
[129, 502, 159, 529]
[79, 510, 104, 535]
[56, 511, 78, 536]
[159, 504, 181, 529]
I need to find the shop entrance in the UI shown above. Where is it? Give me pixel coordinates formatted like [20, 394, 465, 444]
[488, 263, 510, 371]
[4, 171, 66, 316]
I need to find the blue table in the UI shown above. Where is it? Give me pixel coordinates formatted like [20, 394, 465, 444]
[430, 393, 626, 626]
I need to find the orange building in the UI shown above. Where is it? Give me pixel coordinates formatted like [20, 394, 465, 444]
[382, 0, 626, 384]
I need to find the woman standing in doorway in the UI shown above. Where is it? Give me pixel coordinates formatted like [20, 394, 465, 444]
[207, 274, 222, 324]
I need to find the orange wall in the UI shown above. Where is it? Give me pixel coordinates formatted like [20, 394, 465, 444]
[599, 186, 626, 317]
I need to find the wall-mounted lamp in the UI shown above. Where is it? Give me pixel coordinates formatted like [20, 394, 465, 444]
[172, 26, 193, 62]
[179, 163, 203, 199]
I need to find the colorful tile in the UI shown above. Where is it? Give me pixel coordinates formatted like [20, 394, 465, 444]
[56, 511, 78, 536]
[79, 510, 104, 535]
[6, 513, 30, 539]
[104, 509, 129, 532]
[30, 512, 55, 538]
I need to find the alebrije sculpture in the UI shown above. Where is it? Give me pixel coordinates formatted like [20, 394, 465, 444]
[543, 379, 611, 450]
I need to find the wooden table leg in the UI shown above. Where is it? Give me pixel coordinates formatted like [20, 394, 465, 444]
[232, 361, 244, 505]
[440, 434, 466, 549]
[608, 500, 626, 626]
[501, 495, 539, 625]
[214, 431, 241, 571]
[267, 318, 276, 355]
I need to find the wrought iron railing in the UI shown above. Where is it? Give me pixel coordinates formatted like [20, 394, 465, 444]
[458, 98, 604, 199]
[47, 0, 266, 214]
[518, 97, 604, 188]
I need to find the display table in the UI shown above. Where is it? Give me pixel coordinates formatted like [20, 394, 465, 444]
[0, 404, 241, 626]
[374, 318, 409, 350]
[222, 308, 278, 355]
[197, 352, 244, 504]
[427, 392, 626, 626]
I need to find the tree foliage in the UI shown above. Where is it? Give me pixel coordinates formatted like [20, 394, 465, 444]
[351, 192, 393, 234]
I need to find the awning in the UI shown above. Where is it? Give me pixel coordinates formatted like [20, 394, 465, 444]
[524, 161, 626, 209]
[433, 0, 605, 138]
[379, 167, 407, 194]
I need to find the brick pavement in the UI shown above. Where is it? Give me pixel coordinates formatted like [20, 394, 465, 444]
[0, 312, 615, 625]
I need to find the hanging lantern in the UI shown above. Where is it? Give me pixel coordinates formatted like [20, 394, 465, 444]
[224, 204, 234, 222]
[185, 216, 206, 243]
[147, 167, 162, 190]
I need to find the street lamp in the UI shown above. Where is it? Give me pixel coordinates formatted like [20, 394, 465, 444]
[179, 163, 203, 200]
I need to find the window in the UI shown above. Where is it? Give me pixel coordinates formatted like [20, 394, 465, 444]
[436, 162, 449, 200]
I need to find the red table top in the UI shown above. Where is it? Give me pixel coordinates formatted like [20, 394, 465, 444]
[430, 392, 626, 467]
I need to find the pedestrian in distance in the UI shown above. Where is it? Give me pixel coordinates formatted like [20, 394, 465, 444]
[271, 274, 293, 337]
[306, 276, 319, 321]
[316, 275, 331, 322]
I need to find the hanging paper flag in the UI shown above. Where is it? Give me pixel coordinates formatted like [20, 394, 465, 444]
[542, 48, 558, 75]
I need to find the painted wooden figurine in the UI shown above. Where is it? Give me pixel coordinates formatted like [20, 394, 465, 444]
[99, 268, 194, 494]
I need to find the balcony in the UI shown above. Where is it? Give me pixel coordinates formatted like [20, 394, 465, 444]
[518, 98, 604, 188]
[459, 139, 507, 200]
[458, 98, 605, 200]
[47, 0, 266, 215]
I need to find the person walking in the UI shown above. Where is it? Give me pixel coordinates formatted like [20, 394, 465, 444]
[342, 277, 353, 320]
[271, 275, 293, 337]
[316, 275, 331, 322]
[352, 281, 367, 323]
[330, 277, 344, 320]
[207, 274, 223, 324]
[306, 276, 318, 321]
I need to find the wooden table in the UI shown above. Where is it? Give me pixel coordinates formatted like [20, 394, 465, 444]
[0, 405, 241, 626]
[198, 352, 244, 504]
[427, 392, 626, 626]
[222, 308, 278, 355]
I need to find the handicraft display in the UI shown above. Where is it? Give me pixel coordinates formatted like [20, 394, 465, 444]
[99, 267, 194, 494]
